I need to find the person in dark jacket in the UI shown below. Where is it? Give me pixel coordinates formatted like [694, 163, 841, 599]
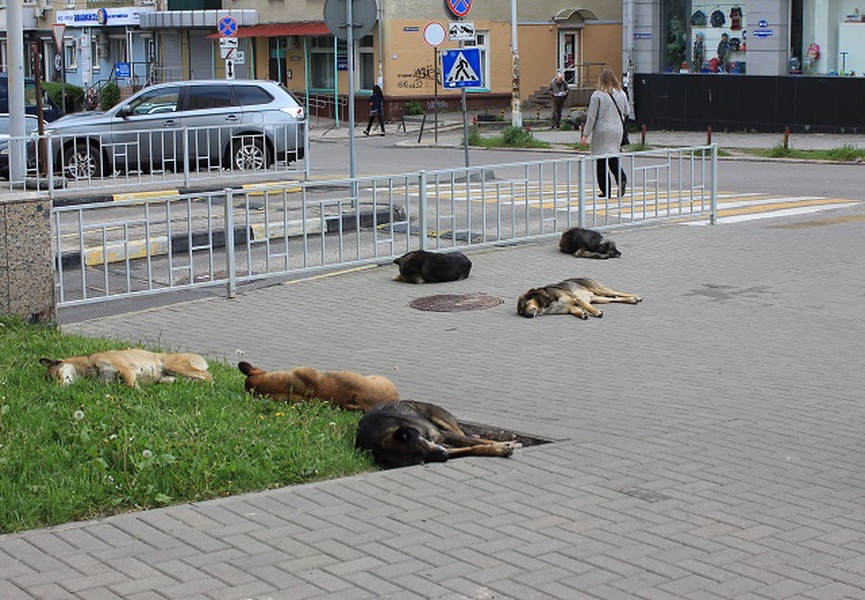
[548, 71, 569, 128]
[363, 85, 385, 136]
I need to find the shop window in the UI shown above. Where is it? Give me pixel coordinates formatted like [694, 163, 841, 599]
[662, 0, 748, 74]
[686, 2, 748, 73]
[463, 31, 489, 90]
[64, 39, 78, 72]
[309, 35, 338, 91]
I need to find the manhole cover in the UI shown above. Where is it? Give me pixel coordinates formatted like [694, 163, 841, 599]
[409, 293, 503, 312]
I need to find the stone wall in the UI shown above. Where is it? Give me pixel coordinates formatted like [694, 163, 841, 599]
[0, 192, 55, 324]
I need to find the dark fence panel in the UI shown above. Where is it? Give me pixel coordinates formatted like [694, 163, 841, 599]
[634, 74, 865, 133]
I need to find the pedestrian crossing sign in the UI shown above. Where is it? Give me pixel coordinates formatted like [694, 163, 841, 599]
[441, 48, 482, 89]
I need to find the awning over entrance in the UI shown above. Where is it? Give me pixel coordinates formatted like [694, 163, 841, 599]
[207, 21, 331, 39]
[552, 8, 599, 23]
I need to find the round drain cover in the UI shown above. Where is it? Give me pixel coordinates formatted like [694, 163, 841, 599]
[409, 293, 503, 312]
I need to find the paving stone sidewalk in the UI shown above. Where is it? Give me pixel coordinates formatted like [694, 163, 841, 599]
[4, 201, 865, 599]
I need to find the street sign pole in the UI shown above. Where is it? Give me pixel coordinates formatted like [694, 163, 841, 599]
[346, 0, 356, 188]
[459, 41, 469, 168]
[434, 48, 439, 144]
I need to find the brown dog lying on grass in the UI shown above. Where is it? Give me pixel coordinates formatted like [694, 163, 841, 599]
[355, 400, 518, 468]
[40, 349, 211, 387]
[238, 361, 399, 410]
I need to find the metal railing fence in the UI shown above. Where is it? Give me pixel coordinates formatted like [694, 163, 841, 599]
[52, 145, 717, 308]
[1, 119, 309, 198]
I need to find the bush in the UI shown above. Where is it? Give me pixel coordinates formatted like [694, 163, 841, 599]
[502, 126, 534, 147]
[826, 144, 863, 162]
[100, 82, 121, 110]
[43, 82, 84, 113]
[404, 100, 423, 116]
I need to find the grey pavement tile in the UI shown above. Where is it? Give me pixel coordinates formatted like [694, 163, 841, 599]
[9, 206, 865, 599]
[0, 581, 40, 600]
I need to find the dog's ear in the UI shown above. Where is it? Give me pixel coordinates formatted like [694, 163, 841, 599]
[39, 357, 61, 367]
[238, 361, 261, 376]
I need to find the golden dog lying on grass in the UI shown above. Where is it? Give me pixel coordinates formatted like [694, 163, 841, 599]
[40, 349, 211, 387]
[238, 361, 399, 410]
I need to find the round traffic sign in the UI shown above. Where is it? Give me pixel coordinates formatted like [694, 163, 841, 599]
[447, 0, 473, 19]
[424, 22, 446, 47]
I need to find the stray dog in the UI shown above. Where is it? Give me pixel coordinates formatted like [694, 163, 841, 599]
[238, 362, 399, 410]
[40, 349, 211, 387]
[517, 277, 642, 319]
[559, 227, 621, 259]
[393, 250, 472, 283]
[355, 400, 517, 468]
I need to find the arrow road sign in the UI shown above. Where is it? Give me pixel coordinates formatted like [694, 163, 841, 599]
[441, 47, 482, 88]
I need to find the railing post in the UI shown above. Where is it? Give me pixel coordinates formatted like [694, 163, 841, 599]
[182, 126, 191, 189]
[46, 133, 55, 197]
[578, 157, 586, 228]
[710, 143, 718, 226]
[418, 170, 428, 250]
[224, 187, 237, 299]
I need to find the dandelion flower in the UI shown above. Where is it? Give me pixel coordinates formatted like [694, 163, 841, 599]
[142, 449, 153, 459]
[73, 410, 85, 420]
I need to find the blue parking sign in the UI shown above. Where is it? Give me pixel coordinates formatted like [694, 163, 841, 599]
[114, 62, 131, 79]
[441, 48, 482, 89]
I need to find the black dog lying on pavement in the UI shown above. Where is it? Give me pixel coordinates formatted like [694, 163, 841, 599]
[355, 400, 518, 467]
[559, 227, 621, 259]
[393, 250, 472, 283]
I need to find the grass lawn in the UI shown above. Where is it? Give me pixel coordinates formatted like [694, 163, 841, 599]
[0, 316, 375, 534]
[738, 144, 865, 162]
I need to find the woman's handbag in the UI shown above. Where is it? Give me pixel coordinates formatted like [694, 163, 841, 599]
[608, 92, 630, 147]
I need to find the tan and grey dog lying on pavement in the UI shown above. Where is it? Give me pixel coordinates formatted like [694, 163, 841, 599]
[517, 277, 642, 319]
[238, 361, 399, 410]
[355, 400, 518, 468]
[40, 349, 211, 387]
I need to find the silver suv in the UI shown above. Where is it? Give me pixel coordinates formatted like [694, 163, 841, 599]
[45, 80, 305, 179]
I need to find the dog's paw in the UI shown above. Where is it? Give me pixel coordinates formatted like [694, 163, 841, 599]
[631, 296, 643, 304]
[595, 310, 604, 318]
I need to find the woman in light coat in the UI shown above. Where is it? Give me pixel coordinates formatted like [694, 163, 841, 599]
[580, 69, 629, 198]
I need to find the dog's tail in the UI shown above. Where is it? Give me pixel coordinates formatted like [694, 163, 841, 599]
[238, 361, 265, 376]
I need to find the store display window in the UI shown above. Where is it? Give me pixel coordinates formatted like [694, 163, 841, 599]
[666, 2, 748, 73]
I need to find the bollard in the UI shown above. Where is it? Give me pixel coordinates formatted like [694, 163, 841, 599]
[783, 126, 790, 150]
[707, 125, 713, 145]
[641, 124, 647, 146]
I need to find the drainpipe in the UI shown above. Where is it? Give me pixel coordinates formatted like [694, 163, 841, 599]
[377, 0, 384, 85]
[625, 0, 635, 118]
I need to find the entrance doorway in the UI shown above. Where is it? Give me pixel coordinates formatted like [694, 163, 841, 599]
[558, 31, 579, 85]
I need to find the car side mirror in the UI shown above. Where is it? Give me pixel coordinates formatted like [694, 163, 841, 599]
[118, 104, 133, 118]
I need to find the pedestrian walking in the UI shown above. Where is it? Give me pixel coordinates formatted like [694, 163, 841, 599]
[363, 85, 386, 136]
[548, 71, 569, 129]
[580, 68, 629, 198]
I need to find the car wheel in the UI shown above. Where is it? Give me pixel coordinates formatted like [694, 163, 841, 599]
[63, 140, 101, 180]
[230, 136, 269, 171]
